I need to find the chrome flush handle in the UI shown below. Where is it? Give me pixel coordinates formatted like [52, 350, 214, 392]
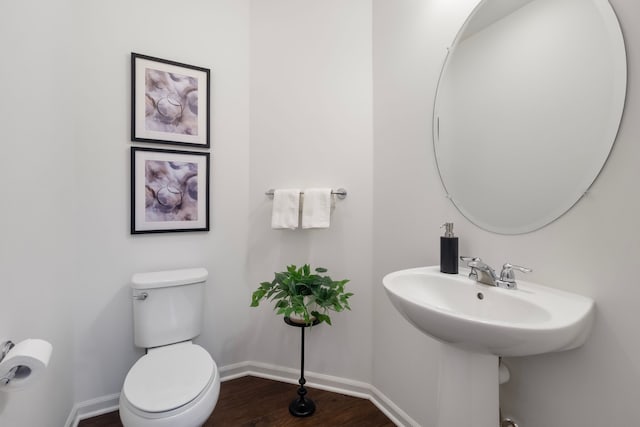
[132, 292, 148, 300]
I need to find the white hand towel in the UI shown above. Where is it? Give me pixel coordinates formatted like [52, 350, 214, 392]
[271, 189, 301, 229]
[302, 188, 332, 229]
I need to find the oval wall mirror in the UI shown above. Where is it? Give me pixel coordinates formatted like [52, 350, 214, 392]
[433, 0, 626, 234]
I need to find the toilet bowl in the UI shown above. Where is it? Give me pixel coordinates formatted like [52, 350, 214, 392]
[119, 342, 220, 427]
[119, 268, 219, 427]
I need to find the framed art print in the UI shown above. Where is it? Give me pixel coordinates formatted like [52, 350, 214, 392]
[131, 147, 210, 234]
[131, 53, 210, 148]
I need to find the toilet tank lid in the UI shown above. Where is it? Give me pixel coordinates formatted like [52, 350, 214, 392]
[131, 268, 208, 290]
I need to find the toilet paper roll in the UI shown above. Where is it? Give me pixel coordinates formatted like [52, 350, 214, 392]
[0, 339, 52, 391]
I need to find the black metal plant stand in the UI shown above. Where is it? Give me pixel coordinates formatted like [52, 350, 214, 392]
[284, 316, 320, 417]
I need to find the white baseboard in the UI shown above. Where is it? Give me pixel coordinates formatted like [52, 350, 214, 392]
[65, 392, 120, 427]
[68, 361, 418, 427]
[222, 361, 419, 427]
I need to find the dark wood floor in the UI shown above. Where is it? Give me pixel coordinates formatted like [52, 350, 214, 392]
[79, 376, 395, 426]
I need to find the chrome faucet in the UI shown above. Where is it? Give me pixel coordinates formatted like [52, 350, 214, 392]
[460, 257, 531, 290]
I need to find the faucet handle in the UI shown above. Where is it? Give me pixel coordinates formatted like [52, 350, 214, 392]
[460, 256, 481, 264]
[499, 263, 532, 284]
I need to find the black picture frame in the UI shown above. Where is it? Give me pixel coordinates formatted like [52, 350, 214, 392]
[131, 147, 210, 234]
[131, 53, 210, 148]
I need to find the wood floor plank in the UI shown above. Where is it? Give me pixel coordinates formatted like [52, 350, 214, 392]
[78, 376, 396, 426]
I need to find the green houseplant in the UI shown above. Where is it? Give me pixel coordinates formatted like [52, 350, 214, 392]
[250, 264, 353, 325]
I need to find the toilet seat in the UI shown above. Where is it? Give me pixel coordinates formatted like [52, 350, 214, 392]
[123, 342, 214, 413]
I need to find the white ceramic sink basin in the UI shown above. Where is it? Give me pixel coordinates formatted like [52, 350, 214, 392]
[383, 266, 595, 356]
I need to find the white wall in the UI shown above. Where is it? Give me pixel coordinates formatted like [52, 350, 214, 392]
[70, 0, 251, 405]
[0, 2, 76, 426]
[372, 0, 640, 425]
[2, 1, 373, 424]
[247, 0, 374, 384]
[372, 2, 478, 425]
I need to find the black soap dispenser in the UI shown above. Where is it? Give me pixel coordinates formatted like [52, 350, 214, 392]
[440, 222, 458, 274]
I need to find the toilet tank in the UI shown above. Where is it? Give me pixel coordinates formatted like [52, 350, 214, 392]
[131, 268, 208, 348]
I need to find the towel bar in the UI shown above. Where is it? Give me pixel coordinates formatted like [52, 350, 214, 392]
[265, 188, 347, 200]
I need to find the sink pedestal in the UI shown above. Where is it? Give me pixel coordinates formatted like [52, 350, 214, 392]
[436, 345, 499, 427]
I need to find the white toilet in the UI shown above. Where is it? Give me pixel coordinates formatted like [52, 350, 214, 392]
[119, 268, 220, 427]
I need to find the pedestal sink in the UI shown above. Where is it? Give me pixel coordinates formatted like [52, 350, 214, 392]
[382, 266, 594, 427]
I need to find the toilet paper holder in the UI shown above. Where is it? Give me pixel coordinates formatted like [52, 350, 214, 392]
[1, 366, 19, 386]
[0, 341, 17, 386]
[0, 341, 14, 362]
[0, 338, 53, 390]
